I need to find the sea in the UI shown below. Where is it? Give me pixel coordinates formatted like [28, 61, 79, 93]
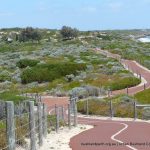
[138, 36, 150, 43]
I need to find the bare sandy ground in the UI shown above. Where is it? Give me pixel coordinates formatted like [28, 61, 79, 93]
[39, 124, 93, 150]
[39, 115, 150, 150]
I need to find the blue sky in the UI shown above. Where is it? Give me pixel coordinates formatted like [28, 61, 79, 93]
[0, 0, 150, 30]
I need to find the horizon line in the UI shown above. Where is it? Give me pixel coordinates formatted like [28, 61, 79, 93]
[0, 26, 150, 32]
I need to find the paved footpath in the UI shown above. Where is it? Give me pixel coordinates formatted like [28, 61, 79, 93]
[95, 49, 150, 96]
[42, 49, 150, 150]
[112, 59, 150, 96]
[70, 118, 150, 150]
[69, 49, 150, 150]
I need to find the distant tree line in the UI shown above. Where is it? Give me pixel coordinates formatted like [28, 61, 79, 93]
[0, 26, 79, 43]
[60, 26, 79, 40]
[19, 27, 41, 42]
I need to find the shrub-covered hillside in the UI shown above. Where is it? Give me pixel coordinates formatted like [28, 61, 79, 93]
[0, 27, 147, 101]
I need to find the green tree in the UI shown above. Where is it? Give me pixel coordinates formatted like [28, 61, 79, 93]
[19, 27, 41, 42]
[60, 26, 79, 40]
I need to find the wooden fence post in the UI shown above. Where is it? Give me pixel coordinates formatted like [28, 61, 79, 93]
[28, 101, 36, 150]
[55, 104, 57, 115]
[37, 102, 43, 146]
[43, 103, 48, 138]
[34, 94, 37, 102]
[39, 95, 42, 103]
[127, 87, 129, 95]
[139, 74, 142, 80]
[134, 101, 137, 120]
[56, 106, 59, 133]
[86, 99, 89, 116]
[70, 99, 73, 114]
[32, 93, 34, 99]
[61, 106, 64, 120]
[144, 83, 146, 90]
[110, 99, 113, 118]
[68, 104, 71, 129]
[73, 100, 77, 127]
[6, 101, 15, 150]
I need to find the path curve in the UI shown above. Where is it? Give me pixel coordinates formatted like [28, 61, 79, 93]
[42, 49, 150, 150]
[70, 118, 150, 150]
[111, 122, 137, 150]
[69, 49, 150, 150]
[95, 48, 150, 96]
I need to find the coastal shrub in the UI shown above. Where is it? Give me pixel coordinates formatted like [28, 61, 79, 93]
[143, 60, 150, 70]
[0, 70, 11, 82]
[0, 42, 44, 53]
[16, 59, 39, 68]
[77, 98, 134, 118]
[113, 103, 134, 118]
[142, 107, 150, 120]
[77, 99, 110, 116]
[69, 86, 100, 98]
[0, 116, 30, 150]
[21, 62, 86, 84]
[135, 88, 150, 104]
[0, 91, 25, 103]
[106, 77, 141, 91]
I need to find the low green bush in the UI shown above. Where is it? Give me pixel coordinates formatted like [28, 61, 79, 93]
[77, 99, 110, 116]
[135, 88, 150, 104]
[0, 42, 44, 53]
[106, 77, 141, 90]
[0, 70, 11, 82]
[0, 116, 30, 150]
[77, 98, 140, 118]
[16, 59, 39, 68]
[21, 62, 86, 84]
[0, 91, 25, 103]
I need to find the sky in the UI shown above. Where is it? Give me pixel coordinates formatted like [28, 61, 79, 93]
[0, 0, 150, 30]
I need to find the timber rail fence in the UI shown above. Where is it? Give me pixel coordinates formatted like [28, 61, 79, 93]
[0, 92, 150, 150]
[0, 94, 78, 150]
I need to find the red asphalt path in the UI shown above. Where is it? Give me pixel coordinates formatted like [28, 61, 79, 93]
[96, 49, 150, 96]
[70, 118, 150, 150]
[42, 49, 150, 150]
[70, 50, 150, 150]
[112, 59, 150, 96]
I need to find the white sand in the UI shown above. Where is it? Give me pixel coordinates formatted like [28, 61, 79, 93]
[39, 124, 93, 150]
